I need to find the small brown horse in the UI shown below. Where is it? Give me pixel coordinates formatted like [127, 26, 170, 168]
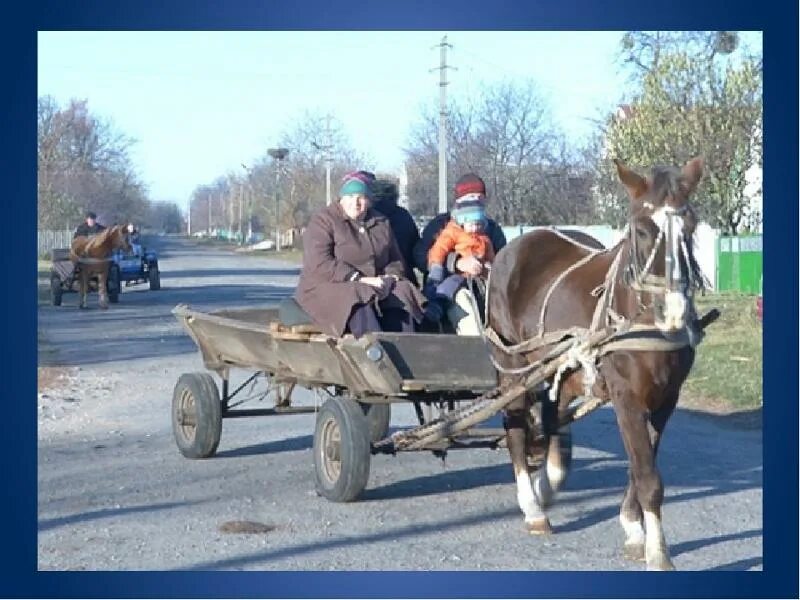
[487, 157, 705, 570]
[70, 225, 131, 309]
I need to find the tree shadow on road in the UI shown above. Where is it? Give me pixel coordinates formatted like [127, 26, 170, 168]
[215, 435, 313, 458]
[38, 283, 294, 366]
[362, 463, 511, 501]
[179, 505, 518, 571]
[38, 500, 205, 532]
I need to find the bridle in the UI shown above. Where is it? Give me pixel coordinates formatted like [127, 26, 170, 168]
[624, 203, 702, 296]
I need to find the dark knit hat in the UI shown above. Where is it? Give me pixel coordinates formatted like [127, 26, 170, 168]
[454, 173, 486, 201]
[373, 179, 398, 203]
[85, 211, 97, 219]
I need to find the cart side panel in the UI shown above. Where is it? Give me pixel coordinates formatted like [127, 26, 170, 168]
[178, 309, 349, 386]
[373, 333, 498, 390]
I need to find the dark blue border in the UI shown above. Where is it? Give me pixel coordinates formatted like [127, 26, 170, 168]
[10, 0, 796, 598]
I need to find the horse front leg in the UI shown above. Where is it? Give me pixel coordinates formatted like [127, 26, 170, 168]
[97, 270, 109, 309]
[505, 394, 551, 535]
[619, 474, 646, 561]
[619, 391, 678, 563]
[612, 392, 674, 571]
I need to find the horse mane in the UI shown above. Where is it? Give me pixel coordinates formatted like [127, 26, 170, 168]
[84, 226, 115, 251]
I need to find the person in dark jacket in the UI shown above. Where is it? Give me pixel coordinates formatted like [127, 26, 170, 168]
[73, 211, 107, 239]
[372, 178, 419, 282]
[412, 174, 506, 282]
[294, 177, 427, 338]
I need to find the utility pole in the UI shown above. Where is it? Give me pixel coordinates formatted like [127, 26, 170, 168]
[238, 182, 244, 243]
[207, 193, 212, 235]
[313, 115, 335, 206]
[431, 35, 455, 215]
[187, 200, 191, 236]
[268, 148, 290, 251]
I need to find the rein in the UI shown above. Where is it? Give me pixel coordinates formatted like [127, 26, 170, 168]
[481, 219, 706, 397]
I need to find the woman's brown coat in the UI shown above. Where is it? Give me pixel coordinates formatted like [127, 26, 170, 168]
[294, 203, 426, 336]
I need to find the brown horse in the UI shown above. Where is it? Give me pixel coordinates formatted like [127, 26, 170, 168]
[486, 157, 706, 570]
[70, 225, 132, 309]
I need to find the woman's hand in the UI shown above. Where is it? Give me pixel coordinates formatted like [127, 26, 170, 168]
[455, 256, 483, 277]
[360, 275, 395, 299]
[359, 276, 385, 288]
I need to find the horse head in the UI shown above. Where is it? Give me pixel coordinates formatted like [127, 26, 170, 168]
[614, 157, 704, 333]
[108, 224, 133, 254]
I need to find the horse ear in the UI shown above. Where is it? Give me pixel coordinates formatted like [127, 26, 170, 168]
[682, 156, 704, 194]
[613, 159, 648, 200]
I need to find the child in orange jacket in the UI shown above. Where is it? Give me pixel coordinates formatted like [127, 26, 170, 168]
[423, 175, 497, 331]
[427, 198, 495, 283]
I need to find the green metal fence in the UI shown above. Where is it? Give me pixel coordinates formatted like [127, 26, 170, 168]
[716, 235, 762, 293]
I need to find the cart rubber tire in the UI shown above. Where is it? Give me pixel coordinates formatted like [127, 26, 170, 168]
[149, 264, 161, 290]
[360, 402, 391, 443]
[107, 265, 121, 303]
[172, 372, 222, 459]
[314, 396, 371, 502]
[50, 275, 63, 306]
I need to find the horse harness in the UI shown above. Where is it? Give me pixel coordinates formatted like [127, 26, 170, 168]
[481, 214, 709, 413]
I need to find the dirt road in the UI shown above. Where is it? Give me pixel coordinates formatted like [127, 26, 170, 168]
[37, 236, 762, 571]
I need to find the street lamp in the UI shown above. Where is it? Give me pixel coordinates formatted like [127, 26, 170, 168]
[267, 147, 290, 251]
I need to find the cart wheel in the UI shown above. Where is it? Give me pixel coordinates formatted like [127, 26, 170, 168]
[149, 264, 161, 290]
[172, 372, 222, 459]
[107, 265, 121, 303]
[50, 275, 63, 306]
[360, 402, 391, 443]
[313, 396, 371, 502]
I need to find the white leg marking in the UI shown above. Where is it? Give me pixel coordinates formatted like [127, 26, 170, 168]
[620, 512, 645, 547]
[644, 510, 674, 570]
[516, 466, 544, 523]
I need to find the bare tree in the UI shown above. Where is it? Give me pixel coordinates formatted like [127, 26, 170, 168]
[38, 96, 150, 229]
[404, 80, 593, 226]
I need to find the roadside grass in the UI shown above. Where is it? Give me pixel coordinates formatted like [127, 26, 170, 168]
[684, 292, 762, 411]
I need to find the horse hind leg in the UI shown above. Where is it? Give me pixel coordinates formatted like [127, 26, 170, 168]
[505, 400, 551, 535]
[78, 273, 88, 309]
[532, 393, 570, 508]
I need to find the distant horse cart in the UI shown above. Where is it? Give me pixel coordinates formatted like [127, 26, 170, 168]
[50, 248, 121, 306]
[50, 225, 132, 308]
[170, 158, 721, 571]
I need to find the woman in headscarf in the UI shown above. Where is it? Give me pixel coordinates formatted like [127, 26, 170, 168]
[294, 176, 427, 337]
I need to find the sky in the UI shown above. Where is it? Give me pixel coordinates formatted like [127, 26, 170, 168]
[37, 31, 762, 210]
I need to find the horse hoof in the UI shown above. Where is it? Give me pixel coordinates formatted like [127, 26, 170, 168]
[526, 517, 552, 535]
[79, 304, 88, 310]
[99, 303, 109, 310]
[623, 542, 646, 562]
[646, 554, 676, 571]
